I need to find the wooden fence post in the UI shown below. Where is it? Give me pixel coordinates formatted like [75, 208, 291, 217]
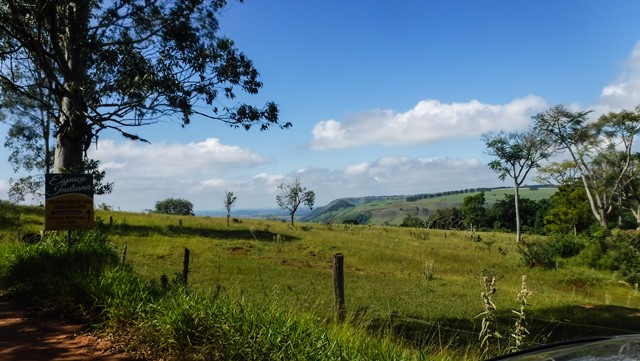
[121, 241, 127, 264]
[333, 253, 346, 323]
[183, 248, 190, 286]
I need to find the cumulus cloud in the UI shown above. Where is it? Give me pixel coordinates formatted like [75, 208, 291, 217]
[270, 155, 501, 207]
[92, 138, 269, 178]
[310, 95, 547, 150]
[87, 138, 272, 211]
[593, 42, 640, 115]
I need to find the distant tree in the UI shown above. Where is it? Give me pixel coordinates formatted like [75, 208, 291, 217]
[488, 195, 541, 234]
[276, 178, 315, 226]
[425, 207, 464, 230]
[483, 129, 553, 242]
[224, 191, 237, 226]
[155, 198, 194, 216]
[460, 192, 487, 239]
[400, 215, 425, 228]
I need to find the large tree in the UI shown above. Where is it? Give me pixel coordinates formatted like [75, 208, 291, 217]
[483, 129, 553, 242]
[2, 77, 112, 202]
[276, 178, 315, 226]
[534, 105, 640, 228]
[0, 0, 289, 173]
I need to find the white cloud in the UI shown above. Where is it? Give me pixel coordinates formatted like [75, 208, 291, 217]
[85, 138, 504, 211]
[91, 138, 269, 178]
[199, 178, 227, 188]
[344, 162, 370, 176]
[87, 138, 272, 211]
[594, 41, 640, 115]
[267, 156, 502, 207]
[310, 95, 547, 150]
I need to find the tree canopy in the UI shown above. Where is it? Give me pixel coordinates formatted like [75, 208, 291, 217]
[276, 178, 315, 226]
[154, 197, 194, 216]
[0, 0, 289, 173]
[534, 105, 640, 228]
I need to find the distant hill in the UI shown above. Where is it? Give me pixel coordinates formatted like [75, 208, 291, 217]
[302, 185, 557, 226]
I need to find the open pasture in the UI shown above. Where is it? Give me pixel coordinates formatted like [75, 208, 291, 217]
[100, 211, 640, 349]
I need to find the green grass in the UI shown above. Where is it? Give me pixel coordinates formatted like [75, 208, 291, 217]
[101, 212, 640, 340]
[2, 207, 640, 360]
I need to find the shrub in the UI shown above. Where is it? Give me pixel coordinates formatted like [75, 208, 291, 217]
[0, 228, 119, 314]
[518, 234, 585, 269]
[400, 215, 424, 227]
[599, 230, 640, 285]
[518, 238, 557, 268]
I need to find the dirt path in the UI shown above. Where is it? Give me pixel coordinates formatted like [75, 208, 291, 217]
[0, 296, 137, 361]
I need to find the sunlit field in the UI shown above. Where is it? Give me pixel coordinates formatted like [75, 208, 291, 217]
[103, 211, 640, 343]
[2, 206, 640, 359]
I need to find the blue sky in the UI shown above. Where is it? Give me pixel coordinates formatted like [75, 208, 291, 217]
[2, 1, 640, 212]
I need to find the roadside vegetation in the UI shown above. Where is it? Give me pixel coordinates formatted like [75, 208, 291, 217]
[2, 200, 640, 359]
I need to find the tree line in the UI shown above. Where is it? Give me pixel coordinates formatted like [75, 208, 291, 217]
[400, 184, 611, 237]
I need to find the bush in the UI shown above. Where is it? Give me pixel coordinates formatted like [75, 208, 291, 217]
[598, 230, 640, 285]
[0, 200, 21, 238]
[0, 228, 119, 314]
[400, 215, 424, 227]
[518, 238, 558, 268]
[518, 234, 585, 269]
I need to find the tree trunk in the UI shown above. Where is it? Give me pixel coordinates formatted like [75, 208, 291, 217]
[635, 205, 640, 231]
[514, 185, 521, 243]
[53, 121, 86, 172]
[52, 1, 91, 173]
[579, 174, 608, 228]
[290, 213, 295, 226]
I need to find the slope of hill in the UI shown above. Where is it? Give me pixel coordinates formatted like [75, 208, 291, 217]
[303, 185, 557, 225]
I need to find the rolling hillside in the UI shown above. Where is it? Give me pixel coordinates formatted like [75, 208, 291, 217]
[303, 185, 557, 225]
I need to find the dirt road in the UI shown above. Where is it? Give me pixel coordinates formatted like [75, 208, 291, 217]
[0, 296, 136, 361]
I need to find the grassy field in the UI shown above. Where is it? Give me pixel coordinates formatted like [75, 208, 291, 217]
[99, 211, 640, 343]
[2, 206, 639, 359]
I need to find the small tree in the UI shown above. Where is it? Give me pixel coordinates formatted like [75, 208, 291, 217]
[155, 198, 194, 216]
[224, 191, 237, 226]
[276, 178, 315, 226]
[483, 129, 553, 243]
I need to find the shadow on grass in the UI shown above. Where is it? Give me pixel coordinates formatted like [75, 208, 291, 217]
[363, 304, 640, 352]
[103, 223, 300, 242]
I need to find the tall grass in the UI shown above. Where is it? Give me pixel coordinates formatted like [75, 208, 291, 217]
[0, 226, 472, 360]
[2, 208, 640, 359]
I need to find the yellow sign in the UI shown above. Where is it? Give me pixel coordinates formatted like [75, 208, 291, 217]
[44, 174, 94, 231]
